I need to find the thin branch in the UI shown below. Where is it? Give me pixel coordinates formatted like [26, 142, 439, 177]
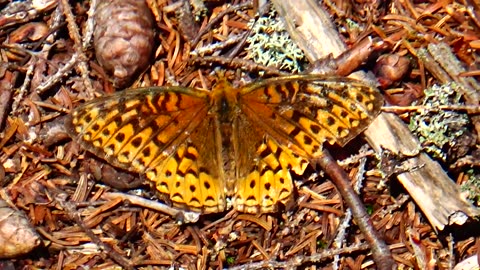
[316, 149, 395, 269]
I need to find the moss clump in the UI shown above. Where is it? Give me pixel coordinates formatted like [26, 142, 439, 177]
[245, 8, 306, 72]
[408, 83, 469, 161]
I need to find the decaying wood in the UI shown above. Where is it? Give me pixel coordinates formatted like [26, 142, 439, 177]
[272, 0, 479, 231]
[366, 113, 478, 230]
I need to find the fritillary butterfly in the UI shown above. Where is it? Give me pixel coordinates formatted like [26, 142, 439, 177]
[65, 75, 383, 214]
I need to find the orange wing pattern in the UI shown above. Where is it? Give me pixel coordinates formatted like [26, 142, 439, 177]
[66, 75, 383, 213]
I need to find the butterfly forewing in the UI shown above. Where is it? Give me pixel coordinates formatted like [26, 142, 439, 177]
[240, 75, 383, 156]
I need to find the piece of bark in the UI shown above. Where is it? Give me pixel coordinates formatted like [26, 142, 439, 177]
[271, 0, 479, 230]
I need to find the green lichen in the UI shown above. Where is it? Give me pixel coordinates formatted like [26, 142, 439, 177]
[408, 83, 469, 161]
[245, 8, 306, 72]
[461, 170, 480, 206]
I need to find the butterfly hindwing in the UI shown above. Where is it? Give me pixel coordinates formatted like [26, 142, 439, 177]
[233, 135, 308, 213]
[146, 108, 227, 213]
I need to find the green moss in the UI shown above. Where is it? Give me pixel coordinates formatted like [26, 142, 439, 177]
[226, 255, 236, 265]
[408, 83, 469, 161]
[245, 8, 306, 72]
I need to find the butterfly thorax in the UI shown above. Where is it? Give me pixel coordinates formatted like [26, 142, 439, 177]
[210, 79, 240, 122]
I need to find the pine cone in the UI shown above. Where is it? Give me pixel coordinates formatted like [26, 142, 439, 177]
[94, 0, 155, 88]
